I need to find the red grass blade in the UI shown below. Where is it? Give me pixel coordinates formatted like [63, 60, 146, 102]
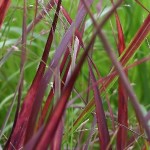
[60, 5, 84, 47]
[37, 2, 121, 146]
[6, 0, 62, 149]
[100, 14, 150, 95]
[0, 0, 11, 28]
[88, 61, 111, 149]
[111, 1, 128, 148]
[117, 80, 128, 148]
[37, 47, 72, 147]
[37, 48, 71, 129]
[33, 31, 96, 150]
[88, 10, 150, 142]
[121, 14, 150, 66]
[24, 31, 96, 150]
[24, 0, 63, 142]
[74, 1, 150, 143]
[24, 0, 93, 146]
[50, 119, 64, 149]
[72, 54, 150, 136]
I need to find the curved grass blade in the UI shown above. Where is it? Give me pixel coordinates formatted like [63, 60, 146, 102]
[37, 48, 71, 129]
[121, 14, 150, 66]
[33, 29, 96, 150]
[70, 54, 150, 139]
[70, 0, 150, 143]
[89, 61, 111, 149]
[65, 0, 124, 140]
[7, 0, 62, 149]
[0, 0, 11, 28]
[24, 0, 94, 146]
[110, 0, 128, 148]
[24, 22, 96, 150]
[82, 0, 150, 140]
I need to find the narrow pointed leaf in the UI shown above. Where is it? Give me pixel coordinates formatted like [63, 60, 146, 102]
[25, 29, 96, 150]
[7, 0, 62, 149]
[111, 1, 128, 148]
[24, 0, 94, 144]
[0, 0, 11, 28]
[89, 61, 111, 149]
[71, 3, 150, 142]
